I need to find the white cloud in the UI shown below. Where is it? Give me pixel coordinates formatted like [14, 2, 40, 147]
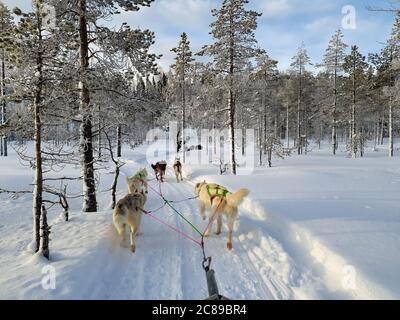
[258, 0, 292, 17]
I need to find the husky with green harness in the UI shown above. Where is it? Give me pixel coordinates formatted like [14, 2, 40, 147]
[195, 181, 249, 250]
[125, 168, 148, 195]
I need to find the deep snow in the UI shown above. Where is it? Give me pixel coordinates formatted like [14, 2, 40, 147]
[0, 142, 399, 300]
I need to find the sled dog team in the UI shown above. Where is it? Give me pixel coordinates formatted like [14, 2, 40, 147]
[113, 159, 249, 253]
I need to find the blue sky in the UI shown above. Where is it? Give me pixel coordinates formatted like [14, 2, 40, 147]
[2, 0, 398, 71]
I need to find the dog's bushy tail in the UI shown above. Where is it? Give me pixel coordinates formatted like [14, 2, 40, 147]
[226, 188, 249, 207]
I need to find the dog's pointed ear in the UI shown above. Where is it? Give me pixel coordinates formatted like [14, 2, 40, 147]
[195, 182, 200, 189]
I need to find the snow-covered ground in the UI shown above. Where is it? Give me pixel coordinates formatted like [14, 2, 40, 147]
[0, 141, 399, 300]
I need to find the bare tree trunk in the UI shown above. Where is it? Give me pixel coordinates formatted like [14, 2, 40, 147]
[116, 124, 122, 158]
[297, 68, 302, 155]
[32, 21, 44, 252]
[286, 102, 290, 148]
[389, 95, 393, 157]
[332, 63, 338, 155]
[40, 205, 50, 260]
[213, 103, 217, 155]
[228, 88, 236, 174]
[263, 101, 267, 154]
[181, 80, 186, 163]
[79, 0, 97, 212]
[111, 164, 120, 210]
[351, 60, 357, 158]
[98, 104, 102, 158]
[1, 49, 7, 157]
[228, 20, 236, 175]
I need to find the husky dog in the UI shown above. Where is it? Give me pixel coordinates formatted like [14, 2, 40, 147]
[113, 192, 147, 253]
[125, 168, 148, 195]
[195, 181, 249, 250]
[151, 161, 167, 182]
[173, 159, 183, 183]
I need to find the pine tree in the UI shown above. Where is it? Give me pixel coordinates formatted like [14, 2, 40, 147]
[0, 3, 13, 157]
[369, 12, 400, 157]
[12, 1, 60, 255]
[253, 52, 278, 160]
[63, 0, 155, 212]
[290, 42, 311, 155]
[320, 29, 348, 155]
[171, 32, 194, 163]
[343, 45, 368, 158]
[199, 0, 262, 174]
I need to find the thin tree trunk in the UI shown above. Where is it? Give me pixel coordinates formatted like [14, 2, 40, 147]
[258, 123, 262, 166]
[389, 95, 393, 157]
[351, 58, 357, 158]
[297, 66, 302, 155]
[117, 124, 122, 158]
[111, 165, 120, 210]
[181, 80, 186, 163]
[40, 205, 50, 260]
[332, 61, 338, 155]
[286, 102, 290, 148]
[263, 100, 267, 154]
[228, 88, 236, 174]
[98, 104, 102, 158]
[1, 49, 7, 157]
[32, 11, 44, 252]
[79, 0, 97, 212]
[228, 15, 236, 175]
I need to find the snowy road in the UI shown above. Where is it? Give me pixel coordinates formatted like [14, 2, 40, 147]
[53, 167, 298, 300]
[1, 144, 399, 299]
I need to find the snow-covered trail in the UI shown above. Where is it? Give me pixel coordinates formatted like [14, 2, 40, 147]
[64, 167, 295, 300]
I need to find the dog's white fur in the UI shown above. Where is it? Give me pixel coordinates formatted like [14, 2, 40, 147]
[195, 181, 249, 250]
[125, 168, 148, 195]
[113, 192, 147, 253]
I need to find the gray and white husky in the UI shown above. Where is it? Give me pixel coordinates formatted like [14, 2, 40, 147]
[113, 192, 147, 253]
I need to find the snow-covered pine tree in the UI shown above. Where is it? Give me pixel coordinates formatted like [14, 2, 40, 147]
[12, 1, 60, 254]
[290, 42, 311, 155]
[320, 29, 348, 155]
[0, 3, 14, 157]
[343, 45, 368, 158]
[198, 0, 262, 174]
[62, 0, 155, 212]
[171, 32, 194, 163]
[253, 52, 278, 159]
[388, 11, 400, 157]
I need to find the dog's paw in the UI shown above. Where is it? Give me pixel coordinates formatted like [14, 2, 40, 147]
[204, 232, 210, 238]
[227, 242, 233, 251]
[130, 245, 136, 253]
[215, 231, 221, 236]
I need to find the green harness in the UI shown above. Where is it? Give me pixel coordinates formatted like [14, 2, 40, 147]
[206, 185, 230, 202]
[134, 171, 146, 180]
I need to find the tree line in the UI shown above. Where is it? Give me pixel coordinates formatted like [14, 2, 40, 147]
[0, 0, 399, 259]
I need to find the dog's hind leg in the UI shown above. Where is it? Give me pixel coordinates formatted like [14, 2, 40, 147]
[226, 210, 237, 251]
[120, 224, 127, 248]
[199, 202, 206, 221]
[216, 214, 222, 235]
[130, 226, 138, 253]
